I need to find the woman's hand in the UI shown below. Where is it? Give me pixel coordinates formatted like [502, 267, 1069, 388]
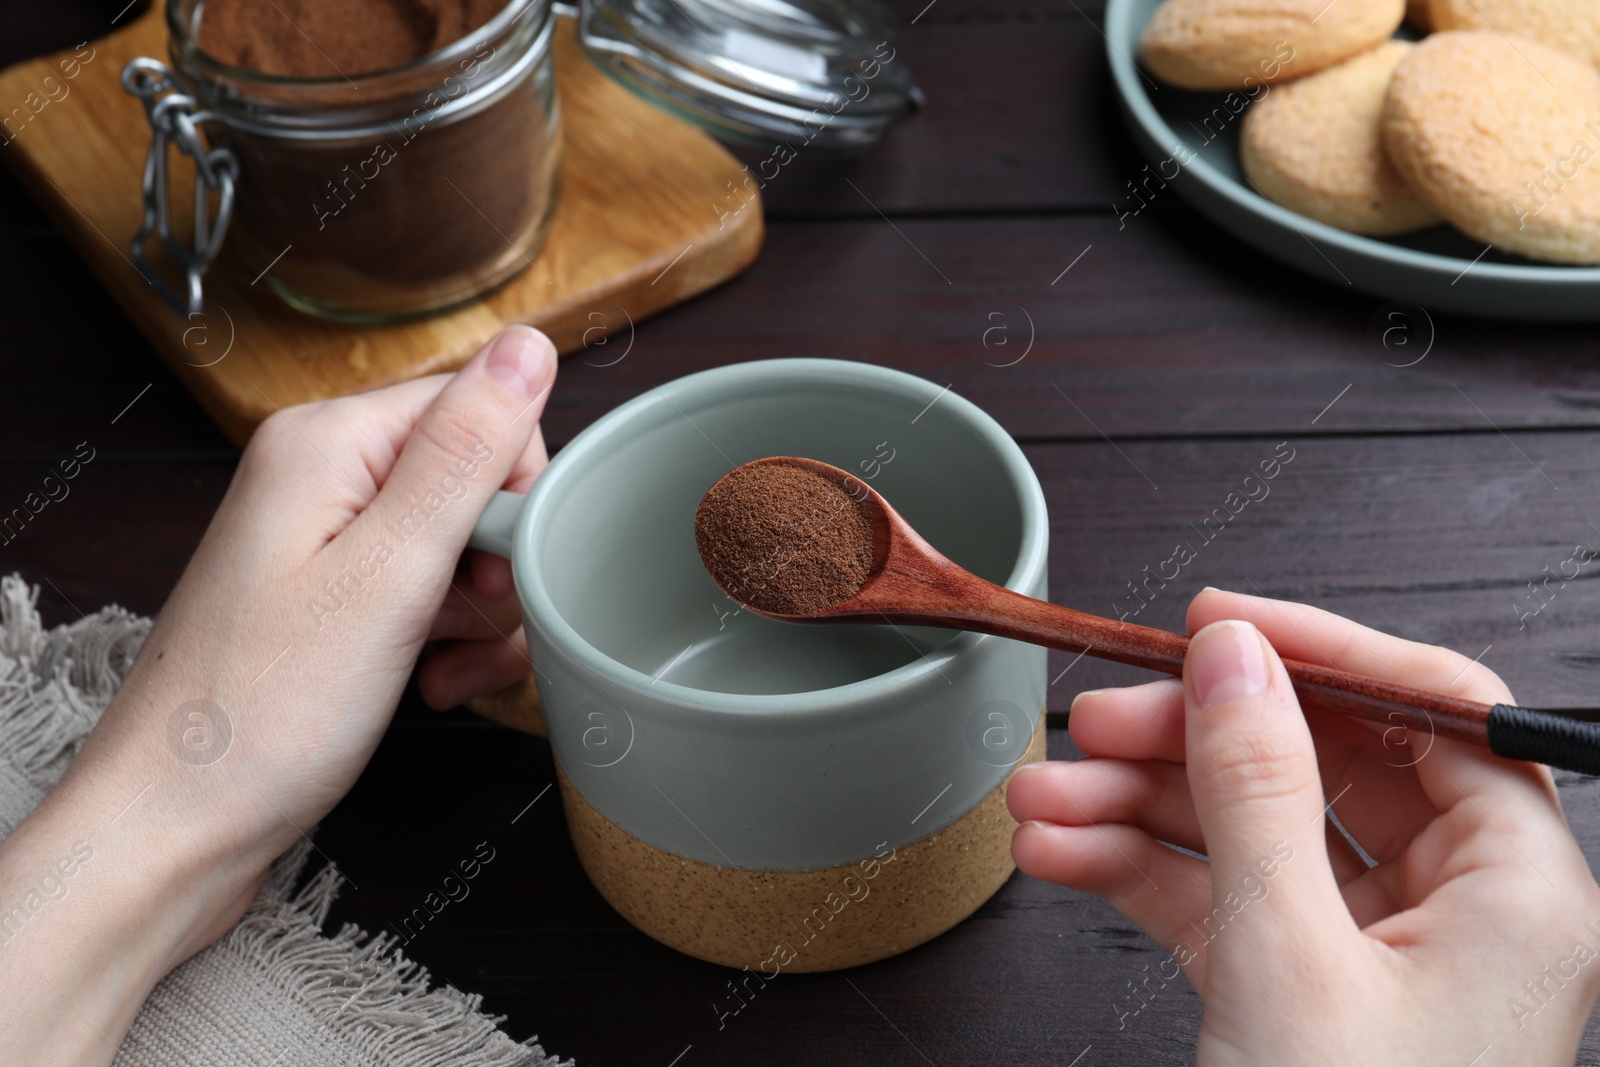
[1008, 587, 1600, 1066]
[0, 325, 556, 1067]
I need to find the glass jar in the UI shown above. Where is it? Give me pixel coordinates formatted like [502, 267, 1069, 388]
[136, 0, 560, 322]
[579, 0, 917, 153]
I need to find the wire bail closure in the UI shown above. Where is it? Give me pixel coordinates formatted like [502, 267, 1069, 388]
[121, 57, 239, 316]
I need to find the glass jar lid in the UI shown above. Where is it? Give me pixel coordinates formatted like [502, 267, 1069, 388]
[577, 0, 917, 152]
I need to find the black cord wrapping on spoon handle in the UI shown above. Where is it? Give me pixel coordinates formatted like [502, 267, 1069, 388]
[1488, 705, 1600, 776]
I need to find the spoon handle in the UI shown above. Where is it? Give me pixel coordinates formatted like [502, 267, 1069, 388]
[935, 584, 1600, 775]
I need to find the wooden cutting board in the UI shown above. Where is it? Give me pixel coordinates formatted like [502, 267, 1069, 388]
[0, 9, 762, 445]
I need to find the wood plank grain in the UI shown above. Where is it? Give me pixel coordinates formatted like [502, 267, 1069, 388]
[538, 213, 1600, 447]
[23, 186, 1600, 456]
[22, 199, 1600, 457]
[0, 456, 232, 626]
[0, 3, 148, 71]
[741, 12, 1127, 218]
[0, 203, 229, 455]
[1019, 434, 1600, 712]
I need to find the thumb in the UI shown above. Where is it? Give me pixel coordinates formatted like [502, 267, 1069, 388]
[350, 325, 556, 577]
[1183, 620, 1347, 934]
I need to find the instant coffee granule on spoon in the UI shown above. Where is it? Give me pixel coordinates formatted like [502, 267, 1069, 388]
[695, 464, 874, 616]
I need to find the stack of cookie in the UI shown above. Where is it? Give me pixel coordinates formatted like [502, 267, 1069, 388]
[1139, 0, 1600, 264]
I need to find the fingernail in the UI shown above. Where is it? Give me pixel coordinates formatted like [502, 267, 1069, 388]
[1069, 688, 1105, 713]
[1190, 620, 1270, 709]
[483, 326, 545, 399]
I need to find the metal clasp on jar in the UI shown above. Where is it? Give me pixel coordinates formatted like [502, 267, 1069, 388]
[121, 57, 239, 316]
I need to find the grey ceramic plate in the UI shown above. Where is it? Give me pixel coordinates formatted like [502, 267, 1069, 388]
[1104, 0, 1600, 321]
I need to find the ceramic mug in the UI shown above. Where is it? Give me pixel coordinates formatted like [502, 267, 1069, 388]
[468, 358, 1049, 972]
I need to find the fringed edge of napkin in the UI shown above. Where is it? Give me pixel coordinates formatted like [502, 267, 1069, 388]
[0, 574, 570, 1067]
[0, 573, 149, 789]
[215, 842, 570, 1067]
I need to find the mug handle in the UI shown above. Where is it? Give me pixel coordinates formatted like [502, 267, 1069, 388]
[468, 490, 525, 559]
[463, 489, 547, 737]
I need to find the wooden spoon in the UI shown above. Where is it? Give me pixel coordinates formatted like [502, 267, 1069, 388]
[698, 456, 1600, 775]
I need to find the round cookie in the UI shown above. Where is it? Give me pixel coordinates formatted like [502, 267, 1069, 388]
[1140, 0, 1405, 91]
[1241, 41, 1441, 235]
[1383, 31, 1600, 264]
[1430, 0, 1600, 69]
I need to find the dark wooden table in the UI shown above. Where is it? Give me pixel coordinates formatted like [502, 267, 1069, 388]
[7, 3, 1600, 1064]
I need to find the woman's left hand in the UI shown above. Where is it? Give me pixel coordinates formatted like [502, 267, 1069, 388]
[0, 325, 557, 1067]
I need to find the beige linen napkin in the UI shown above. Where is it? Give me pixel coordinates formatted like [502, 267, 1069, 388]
[0, 574, 570, 1067]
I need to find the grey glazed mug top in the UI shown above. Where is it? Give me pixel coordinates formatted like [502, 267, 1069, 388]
[469, 358, 1050, 870]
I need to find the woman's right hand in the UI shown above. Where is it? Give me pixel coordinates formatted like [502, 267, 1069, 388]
[1009, 587, 1600, 1065]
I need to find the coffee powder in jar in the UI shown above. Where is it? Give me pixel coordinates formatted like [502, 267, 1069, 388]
[166, 0, 560, 321]
[197, 0, 509, 77]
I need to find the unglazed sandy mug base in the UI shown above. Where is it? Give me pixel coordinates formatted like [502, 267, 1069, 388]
[560, 709, 1047, 973]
